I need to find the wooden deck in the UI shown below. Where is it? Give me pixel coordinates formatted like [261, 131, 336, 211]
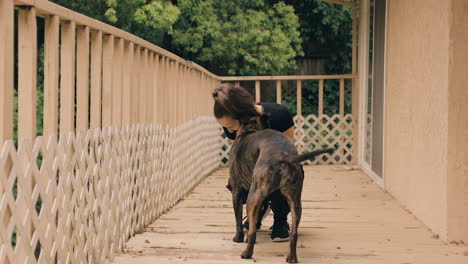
[110, 166, 467, 264]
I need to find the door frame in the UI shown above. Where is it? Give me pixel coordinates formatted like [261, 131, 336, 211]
[358, 0, 388, 187]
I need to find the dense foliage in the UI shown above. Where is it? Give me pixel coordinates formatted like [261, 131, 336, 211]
[171, 0, 303, 76]
[51, 0, 179, 44]
[50, 0, 306, 76]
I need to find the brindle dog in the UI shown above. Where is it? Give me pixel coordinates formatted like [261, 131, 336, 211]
[229, 118, 334, 263]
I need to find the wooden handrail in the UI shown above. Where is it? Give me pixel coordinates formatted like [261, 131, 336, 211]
[220, 74, 355, 81]
[319, 0, 356, 7]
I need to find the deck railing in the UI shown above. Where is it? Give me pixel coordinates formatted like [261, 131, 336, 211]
[219, 75, 358, 165]
[0, 1, 358, 263]
[0, 1, 221, 263]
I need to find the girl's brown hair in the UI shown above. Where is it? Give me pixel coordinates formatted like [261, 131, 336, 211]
[212, 83, 261, 122]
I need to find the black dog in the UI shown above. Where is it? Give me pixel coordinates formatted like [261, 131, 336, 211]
[229, 119, 334, 263]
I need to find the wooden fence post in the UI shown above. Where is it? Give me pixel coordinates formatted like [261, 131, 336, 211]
[0, 0, 14, 143]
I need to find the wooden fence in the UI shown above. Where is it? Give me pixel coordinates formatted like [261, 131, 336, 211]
[0, 0, 222, 263]
[0, 0, 359, 263]
[0, 0, 219, 144]
[0, 118, 221, 263]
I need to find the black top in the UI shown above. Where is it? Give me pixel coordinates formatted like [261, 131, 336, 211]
[223, 102, 294, 140]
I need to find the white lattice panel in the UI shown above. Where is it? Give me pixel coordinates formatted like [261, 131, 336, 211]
[219, 114, 354, 165]
[294, 114, 353, 164]
[0, 116, 222, 264]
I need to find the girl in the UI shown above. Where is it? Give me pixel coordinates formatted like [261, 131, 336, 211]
[212, 83, 295, 242]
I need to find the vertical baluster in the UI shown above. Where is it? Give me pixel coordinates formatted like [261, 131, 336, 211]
[146, 52, 153, 123]
[102, 34, 114, 127]
[0, 0, 14, 143]
[122, 42, 133, 125]
[163, 57, 169, 125]
[255, 80, 261, 102]
[43, 15, 60, 137]
[90, 30, 103, 129]
[296, 80, 302, 116]
[132, 46, 140, 123]
[191, 68, 196, 117]
[112, 38, 124, 126]
[181, 65, 187, 122]
[156, 55, 163, 124]
[152, 54, 159, 124]
[276, 80, 282, 104]
[169, 60, 175, 127]
[318, 79, 324, 116]
[76, 26, 90, 132]
[139, 49, 147, 124]
[340, 79, 345, 116]
[60, 21, 76, 134]
[18, 7, 38, 140]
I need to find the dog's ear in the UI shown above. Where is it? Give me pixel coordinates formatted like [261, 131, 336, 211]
[237, 116, 262, 138]
[239, 116, 258, 125]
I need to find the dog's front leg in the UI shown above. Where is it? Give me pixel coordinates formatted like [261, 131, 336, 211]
[241, 191, 264, 259]
[232, 191, 244, 243]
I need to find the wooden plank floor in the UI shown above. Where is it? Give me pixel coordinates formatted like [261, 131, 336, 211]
[110, 166, 467, 264]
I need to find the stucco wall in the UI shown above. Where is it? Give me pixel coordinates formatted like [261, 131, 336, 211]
[384, 0, 450, 239]
[447, 0, 468, 242]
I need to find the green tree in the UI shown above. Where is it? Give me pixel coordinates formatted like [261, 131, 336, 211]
[171, 0, 303, 76]
[263, 0, 355, 116]
[271, 0, 355, 74]
[50, 0, 179, 45]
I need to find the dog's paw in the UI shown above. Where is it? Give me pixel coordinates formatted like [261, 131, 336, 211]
[241, 250, 252, 259]
[232, 233, 244, 243]
[286, 255, 298, 263]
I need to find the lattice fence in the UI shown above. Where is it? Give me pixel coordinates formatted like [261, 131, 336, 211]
[294, 114, 353, 164]
[0, 117, 221, 264]
[219, 114, 354, 165]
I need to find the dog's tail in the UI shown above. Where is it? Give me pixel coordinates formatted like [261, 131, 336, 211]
[283, 148, 335, 164]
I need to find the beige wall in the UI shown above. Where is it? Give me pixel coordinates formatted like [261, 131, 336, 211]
[385, 0, 450, 239]
[385, 0, 468, 242]
[447, 0, 468, 242]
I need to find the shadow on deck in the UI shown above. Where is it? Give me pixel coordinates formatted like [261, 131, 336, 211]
[110, 166, 467, 264]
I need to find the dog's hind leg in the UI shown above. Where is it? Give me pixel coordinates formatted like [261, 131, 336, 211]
[232, 190, 245, 243]
[280, 187, 302, 263]
[241, 188, 268, 259]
